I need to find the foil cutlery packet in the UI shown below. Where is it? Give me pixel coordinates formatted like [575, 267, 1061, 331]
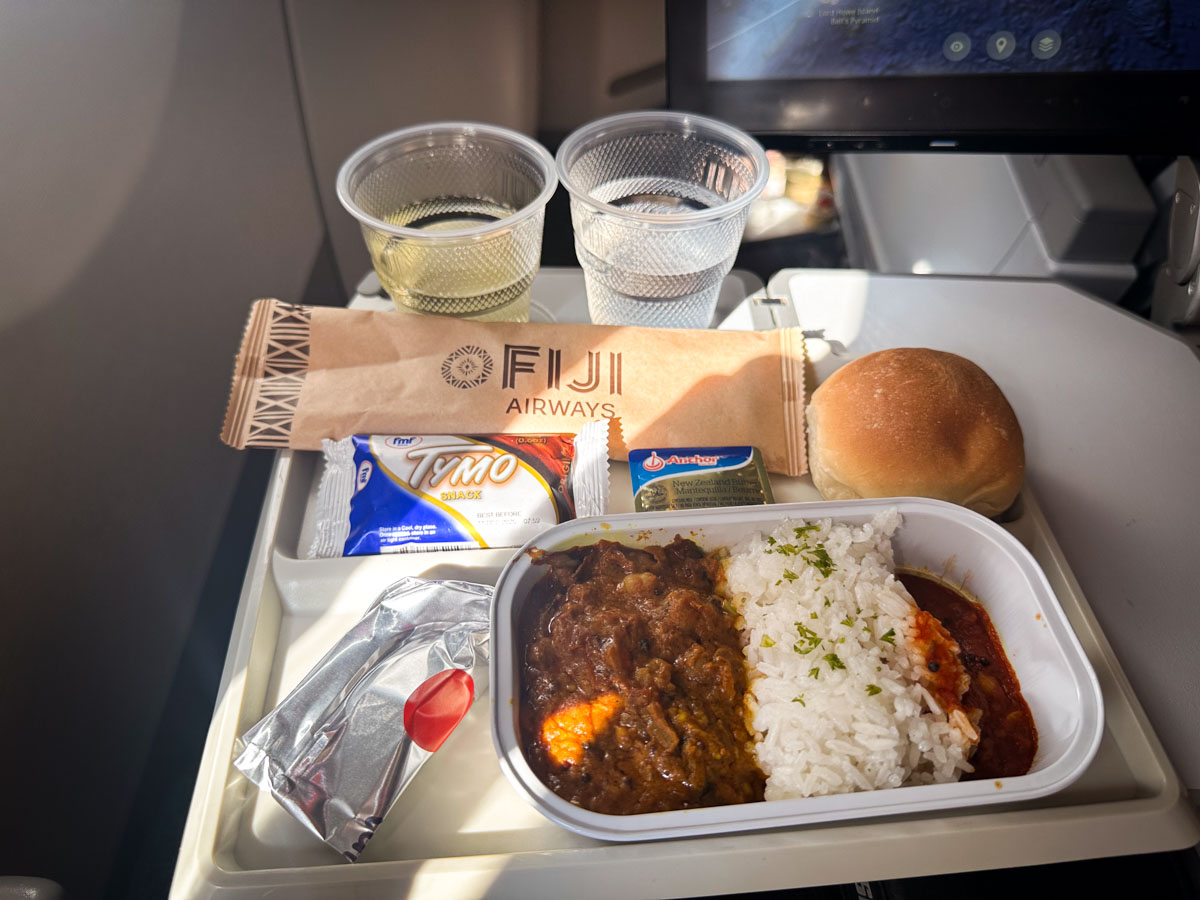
[234, 577, 491, 860]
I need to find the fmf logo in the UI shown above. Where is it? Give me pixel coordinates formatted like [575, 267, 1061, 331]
[355, 460, 373, 492]
[385, 436, 419, 448]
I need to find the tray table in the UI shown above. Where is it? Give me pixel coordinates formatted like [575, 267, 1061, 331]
[169, 449, 1199, 900]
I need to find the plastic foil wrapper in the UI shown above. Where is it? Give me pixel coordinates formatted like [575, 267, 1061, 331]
[233, 577, 491, 860]
[307, 420, 609, 557]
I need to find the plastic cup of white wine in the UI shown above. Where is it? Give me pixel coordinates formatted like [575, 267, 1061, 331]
[556, 111, 769, 328]
[337, 123, 557, 322]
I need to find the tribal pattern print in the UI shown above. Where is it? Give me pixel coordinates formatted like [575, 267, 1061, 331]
[246, 302, 311, 447]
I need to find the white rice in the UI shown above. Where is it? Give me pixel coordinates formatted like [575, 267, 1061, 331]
[723, 510, 974, 800]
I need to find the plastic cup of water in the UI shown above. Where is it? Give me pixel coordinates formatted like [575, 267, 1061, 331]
[337, 123, 557, 322]
[556, 111, 769, 328]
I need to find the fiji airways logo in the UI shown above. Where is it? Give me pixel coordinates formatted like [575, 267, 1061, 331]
[504, 345, 622, 394]
[441, 345, 494, 390]
[440, 343, 623, 394]
[641, 451, 719, 472]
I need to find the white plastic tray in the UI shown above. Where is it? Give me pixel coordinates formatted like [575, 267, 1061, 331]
[491, 498, 1103, 841]
[170, 451, 1199, 900]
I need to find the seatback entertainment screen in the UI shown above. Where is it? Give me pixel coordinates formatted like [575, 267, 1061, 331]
[669, 0, 1200, 151]
[708, 0, 1200, 80]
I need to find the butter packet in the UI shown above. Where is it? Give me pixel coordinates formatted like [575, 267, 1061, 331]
[629, 446, 774, 512]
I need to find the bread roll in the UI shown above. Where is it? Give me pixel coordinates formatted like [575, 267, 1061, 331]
[806, 348, 1024, 517]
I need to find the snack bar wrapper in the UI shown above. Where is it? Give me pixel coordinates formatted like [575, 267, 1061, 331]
[220, 299, 806, 476]
[308, 420, 609, 557]
[233, 577, 490, 861]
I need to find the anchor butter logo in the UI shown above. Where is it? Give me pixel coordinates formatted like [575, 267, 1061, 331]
[440, 345, 494, 390]
[642, 451, 665, 472]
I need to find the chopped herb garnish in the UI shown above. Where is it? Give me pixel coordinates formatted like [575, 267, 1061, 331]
[862, 624, 871, 632]
[760, 635, 776, 648]
[880, 628, 896, 645]
[791, 622, 821, 654]
[722, 599, 736, 615]
[765, 528, 837, 577]
[823, 652, 846, 670]
[780, 569, 798, 582]
[838, 636, 846, 643]
[768, 542, 801, 556]
[802, 544, 837, 577]
[841, 616, 854, 627]
[810, 611, 819, 620]
[866, 684, 882, 696]
[824, 598, 831, 607]
[808, 667, 820, 680]
[792, 695, 806, 705]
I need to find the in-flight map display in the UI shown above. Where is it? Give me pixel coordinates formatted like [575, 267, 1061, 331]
[708, 0, 1200, 81]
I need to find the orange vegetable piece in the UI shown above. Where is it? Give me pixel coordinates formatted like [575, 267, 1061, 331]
[541, 693, 622, 766]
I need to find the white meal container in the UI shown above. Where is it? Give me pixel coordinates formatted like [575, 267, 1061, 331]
[489, 497, 1104, 841]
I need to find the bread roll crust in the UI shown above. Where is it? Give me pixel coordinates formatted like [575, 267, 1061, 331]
[806, 348, 1024, 517]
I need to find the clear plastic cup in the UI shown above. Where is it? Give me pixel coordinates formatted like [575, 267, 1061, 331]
[337, 123, 557, 322]
[556, 111, 769, 328]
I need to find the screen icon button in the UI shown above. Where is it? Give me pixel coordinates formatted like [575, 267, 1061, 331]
[1032, 29, 1062, 60]
[987, 31, 1016, 60]
[943, 32, 971, 62]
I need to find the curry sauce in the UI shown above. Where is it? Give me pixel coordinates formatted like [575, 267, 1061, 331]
[897, 571, 1038, 779]
[519, 538, 765, 814]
